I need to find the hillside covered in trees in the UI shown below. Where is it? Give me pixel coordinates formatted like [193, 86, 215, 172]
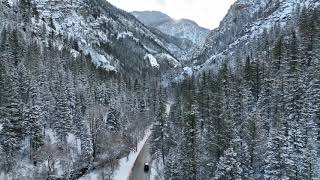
[150, 2, 320, 179]
[0, 0, 168, 179]
[0, 0, 320, 179]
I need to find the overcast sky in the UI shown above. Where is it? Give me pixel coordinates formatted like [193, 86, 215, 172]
[107, 0, 236, 29]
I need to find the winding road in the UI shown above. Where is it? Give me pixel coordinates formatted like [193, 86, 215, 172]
[127, 101, 172, 180]
[129, 139, 152, 180]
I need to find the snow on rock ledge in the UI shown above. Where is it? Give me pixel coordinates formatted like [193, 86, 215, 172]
[117, 31, 139, 43]
[183, 67, 193, 76]
[155, 53, 181, 68]
[145, 54, 160, 68]
[84, 48, 117, 72]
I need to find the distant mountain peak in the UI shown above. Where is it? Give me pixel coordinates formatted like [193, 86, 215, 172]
[175, 18, 199, 26]
[131, 11, 210, 46]
[131, 10, 172, 25]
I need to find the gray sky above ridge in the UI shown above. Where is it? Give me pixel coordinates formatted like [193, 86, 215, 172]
[107, 0, 236, 29]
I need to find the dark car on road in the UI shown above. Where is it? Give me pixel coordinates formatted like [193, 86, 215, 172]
[144, 163, 150, 172]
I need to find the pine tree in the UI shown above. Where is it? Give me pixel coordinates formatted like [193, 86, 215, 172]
[164, 148, 180, 179]
[197, 72, 210, 131]
[27, 79, 45, 164]
[79, 119, 93, 163]
[257, 66, 273, 135]
[151, 88, 170, 165]
[106, 106, 120, 132]
[213, 139, 242, 180]
[0, 68, 23, 172]
[282, 31, 305, 179]
[264, 125, 287, 180]
[53, 71, 72, 144]
[180, 76, 198, 179]
[38, 62, 54, 129]
[202, 72, 232, 178]
[180, 109, 198, 179]
[19, 0, 32, 25]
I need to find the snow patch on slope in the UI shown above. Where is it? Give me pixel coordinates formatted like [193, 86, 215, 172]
[165, 101, 173, 117]
[67, 133, 81, 160]
[7, 0, 18, 6]
[79, 173, 100, 180]
[70, 49, 80, 58]
[156, 53, 181, 68]
[183, 67, 193, 76]
[145, 54, 159, 68]
[45, 129, 58, 144]
[117, 31, 139, 43]
[84, 48, 117, 72]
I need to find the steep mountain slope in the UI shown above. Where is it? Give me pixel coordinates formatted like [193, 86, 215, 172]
[132, 11, 210, 46]
[149, 0, 320, 179]
[131, 11, 172, 26]
[194, 0, 320, 69]
[0, 0, 186, 179]
[32, 0, 186, 73]
[1, 0, 319, 179]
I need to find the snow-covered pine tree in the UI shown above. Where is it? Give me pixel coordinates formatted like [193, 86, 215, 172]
[213, 137, 242, 180]
[264, 124, 288, 180]
[53, 70, 73, 145]
[26, 78, 44, 164]
[0, 68, 23, 173]
[0, 29, 24, 173]
[180, 76, 198, 179]
[282, 31, 306, 179]
[151, 87, 169, 165]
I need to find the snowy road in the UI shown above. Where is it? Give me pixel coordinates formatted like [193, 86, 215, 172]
[129, 139, 152, 180]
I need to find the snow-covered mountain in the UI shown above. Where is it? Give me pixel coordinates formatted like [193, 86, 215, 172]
[131, 11, 172, 26]
[28, 0, 189, 73]
[194, 0, 320, 69]
[0, 0, 187, 179]
[1, 0, 320, 179]
[132, 11, 210, 46]
[156, 0, 320, 179]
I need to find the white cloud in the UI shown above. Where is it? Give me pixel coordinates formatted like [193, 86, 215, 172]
[107, 0, 236, 29]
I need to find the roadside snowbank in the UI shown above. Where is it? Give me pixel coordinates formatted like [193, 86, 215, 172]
[79, 127, 152, 180]
[150, 158, 164, 180]
[113, 127, 152, 180]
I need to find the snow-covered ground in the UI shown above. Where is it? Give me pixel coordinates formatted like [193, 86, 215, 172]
[78, 172, 100, 180]
[113, 127, 152, 180]
[84, 48, 117, 72]
[79, 127, 152, 180]
[150, 158, 164, 180]
[145, 54, 160, 68]
[165, 101, 173, 117]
